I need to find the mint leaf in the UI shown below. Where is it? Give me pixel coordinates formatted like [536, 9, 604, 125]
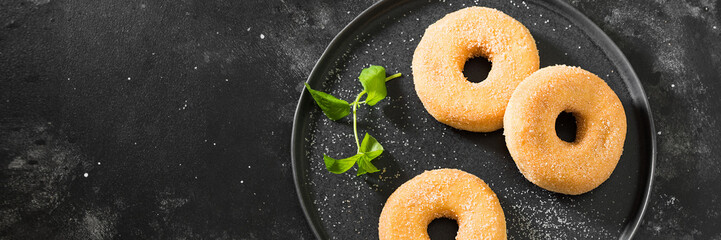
[358, 65, 387, 106]
[356, 155, 380, 176]
[356, 133, 383, 176]
[359, 133, 383, 154]
[321, 134, 384, 176]
[323, 154, 359, 174]
[305, 83, 350, 120]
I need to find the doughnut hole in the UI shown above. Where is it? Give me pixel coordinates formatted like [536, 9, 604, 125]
[427, 218, 459, 240]
[554, 111, 578, 143]
[462, 55, 492, 83]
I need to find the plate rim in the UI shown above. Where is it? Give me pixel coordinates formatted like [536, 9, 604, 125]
[290, 0, 657, 239]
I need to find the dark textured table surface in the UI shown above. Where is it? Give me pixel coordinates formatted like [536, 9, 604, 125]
[1, 0, 719, 239]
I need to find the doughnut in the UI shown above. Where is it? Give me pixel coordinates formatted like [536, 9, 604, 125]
[412, 7, 539, 132]
[378, 169, 506, 240]
[503, 65, 627, 195]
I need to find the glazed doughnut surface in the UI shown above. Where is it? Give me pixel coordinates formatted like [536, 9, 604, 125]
[412, 7, 539, 132]
[378, 169, 506, 240]
[504, 65, 627, 195]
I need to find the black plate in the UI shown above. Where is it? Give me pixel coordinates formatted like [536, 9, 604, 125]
[291, 0, 655, 239]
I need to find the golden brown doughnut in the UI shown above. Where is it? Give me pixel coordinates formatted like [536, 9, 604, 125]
[412, 7, 539, 132]
[504, 65, 627, 195]
[378, 169, 506, 240]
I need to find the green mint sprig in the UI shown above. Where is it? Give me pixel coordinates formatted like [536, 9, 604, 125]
[304, 65, 402, 176]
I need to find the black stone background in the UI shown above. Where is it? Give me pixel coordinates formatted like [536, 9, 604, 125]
[0, 0, 719, 239]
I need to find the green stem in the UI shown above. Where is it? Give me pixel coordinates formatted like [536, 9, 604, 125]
[385, 73, 402, 82]
[352, 91, 367, 151]
[350, 73, 399, 151]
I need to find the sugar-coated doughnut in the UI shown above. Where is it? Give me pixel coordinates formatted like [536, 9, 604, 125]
[413, 7, 539, 132]
[378, 169, 506, 240]
[504, 65, 627, 195]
